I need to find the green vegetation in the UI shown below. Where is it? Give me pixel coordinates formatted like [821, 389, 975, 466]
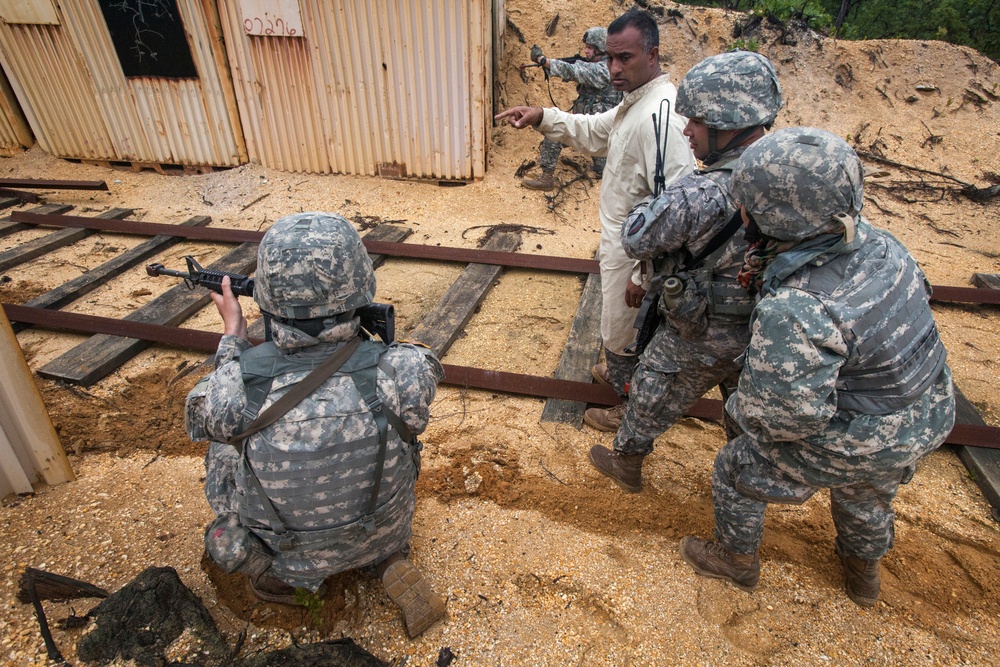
[294, 588, 325, 626]
[673, 0, 1000, 62]
[729, 36, 761, 51]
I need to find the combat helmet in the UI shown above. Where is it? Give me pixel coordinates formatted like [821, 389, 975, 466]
[254, 212, 375, 319]
[676, 50, 783, 130]
[583, 27, 608, 53]
[731, 127, 864, 242]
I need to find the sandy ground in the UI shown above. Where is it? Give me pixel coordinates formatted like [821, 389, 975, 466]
[2, 1, 1000, 665]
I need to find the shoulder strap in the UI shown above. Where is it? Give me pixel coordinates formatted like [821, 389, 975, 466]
[685, 209, 743, 271]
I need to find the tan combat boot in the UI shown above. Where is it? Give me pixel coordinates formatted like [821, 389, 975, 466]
[584, 404, 625, 432]
[589, 445, 644, 493]
[381, 556, 446, 638]
[249, 571, 326, 606]
[591, 362, 611, 386]
[522, 170, 555, 191]
[836, 541, 880, 607]
[679, 536, 760, 592]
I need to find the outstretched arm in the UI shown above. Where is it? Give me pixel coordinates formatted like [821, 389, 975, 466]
[495, 106, 544, 129]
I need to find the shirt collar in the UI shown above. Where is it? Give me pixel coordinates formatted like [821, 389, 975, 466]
[620, 71, 668, 109]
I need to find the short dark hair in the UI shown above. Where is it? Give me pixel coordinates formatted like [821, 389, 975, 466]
[608, 7, 659, 52]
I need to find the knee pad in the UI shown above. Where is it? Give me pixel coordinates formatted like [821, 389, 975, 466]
[204, 513, 273, 577]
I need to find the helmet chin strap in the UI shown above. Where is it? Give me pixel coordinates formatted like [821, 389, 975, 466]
[834, 213, 856, 243]
[703, 128, 721, 165]
[703, 126, 761, 166]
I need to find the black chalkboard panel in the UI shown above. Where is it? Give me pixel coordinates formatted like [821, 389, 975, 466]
[97, 0, 198, 79]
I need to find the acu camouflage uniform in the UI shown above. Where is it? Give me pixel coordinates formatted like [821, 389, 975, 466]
[614, 51, 783, 456]
[538, 56, 622, 175]
[186, 213, 444, 592]
[618, 151, 751, 453]
[716, 128, 955, 562]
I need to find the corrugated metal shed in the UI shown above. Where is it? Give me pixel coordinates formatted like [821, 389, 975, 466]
[0, 0, 247, 167]
[0, 65, 32, 156]
[218, 0, 499, 180]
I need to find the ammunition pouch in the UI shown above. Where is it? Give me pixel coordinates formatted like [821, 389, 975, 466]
[661, 274, 709, 341]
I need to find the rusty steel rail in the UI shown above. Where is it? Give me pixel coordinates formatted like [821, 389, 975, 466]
[0, 178, 108, 191]
[13, 212, 1000, 304]
[11, 211, 600, 274]
[4, 303, 997, 449]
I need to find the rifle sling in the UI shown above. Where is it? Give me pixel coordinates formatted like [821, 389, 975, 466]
[228, 336, 362, 449]
[685, 209, 744, 271]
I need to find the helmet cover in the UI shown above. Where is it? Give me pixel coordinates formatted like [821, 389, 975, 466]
[583, 27, 608, 53]
[731, 127, 865, 242]
[676, 50, 783, 129]
[254, 212, 375, 319]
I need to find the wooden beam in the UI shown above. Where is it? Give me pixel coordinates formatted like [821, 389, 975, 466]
[0, 208, 133, 274]
[541, 268, 603, 426]
[0, 307, 74, 488]
[952, 387, 1000, 516]
[12, 216, 212, 333]
[972, 273, 1000, 290]
[406, 231, 522, 358]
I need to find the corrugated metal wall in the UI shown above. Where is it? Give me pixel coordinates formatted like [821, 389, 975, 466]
[0, 0, 246, 166]
[0, 65, 32, 156]
[218, 0, 494, 180]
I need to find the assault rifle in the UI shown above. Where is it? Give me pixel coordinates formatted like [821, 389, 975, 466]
[146, 256, 395, 343]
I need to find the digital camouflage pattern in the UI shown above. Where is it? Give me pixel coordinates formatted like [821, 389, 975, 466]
[254, 213, 376, 319]
[675, 50, 783, 130]
[615, 148, 752, 455]
[732, 127, 864, 241]
[713, 128, 955, 562]
[583, 26, 608, 52]
[188, 217, 443, 591]
[188, 317, 443, 591]
[538, 57, 622, 173]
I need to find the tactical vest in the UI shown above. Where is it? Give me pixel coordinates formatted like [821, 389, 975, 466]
[662, 162, 755, 322]
[234, 338, 418, 553]
[787, 228, 947, 415]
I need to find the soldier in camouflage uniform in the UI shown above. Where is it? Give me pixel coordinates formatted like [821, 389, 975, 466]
[679, 128, 955, 607]
[589, 51, 783, 492]
[522, 27, 623, 191]
[186, 213, 446, 637]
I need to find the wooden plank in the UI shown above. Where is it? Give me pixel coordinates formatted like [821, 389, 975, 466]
[12, 216, 212, 333]
[0, 307, 74, 487]
[971, 273, 1000, 290]
[0, 178, 108, 191]
[0, 196, 20, 211]
[363, 224, 413, 266]
[37, 243, 259, 386]
[952, 386, 1000, 516]
[962, 272, 1000, 515]
[0, 208, 133, 274]
[541, 268, 603, 426]
[0, 190, 35, 204]
[0, 204, 73, 238]
[407, 231, 522, 358]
